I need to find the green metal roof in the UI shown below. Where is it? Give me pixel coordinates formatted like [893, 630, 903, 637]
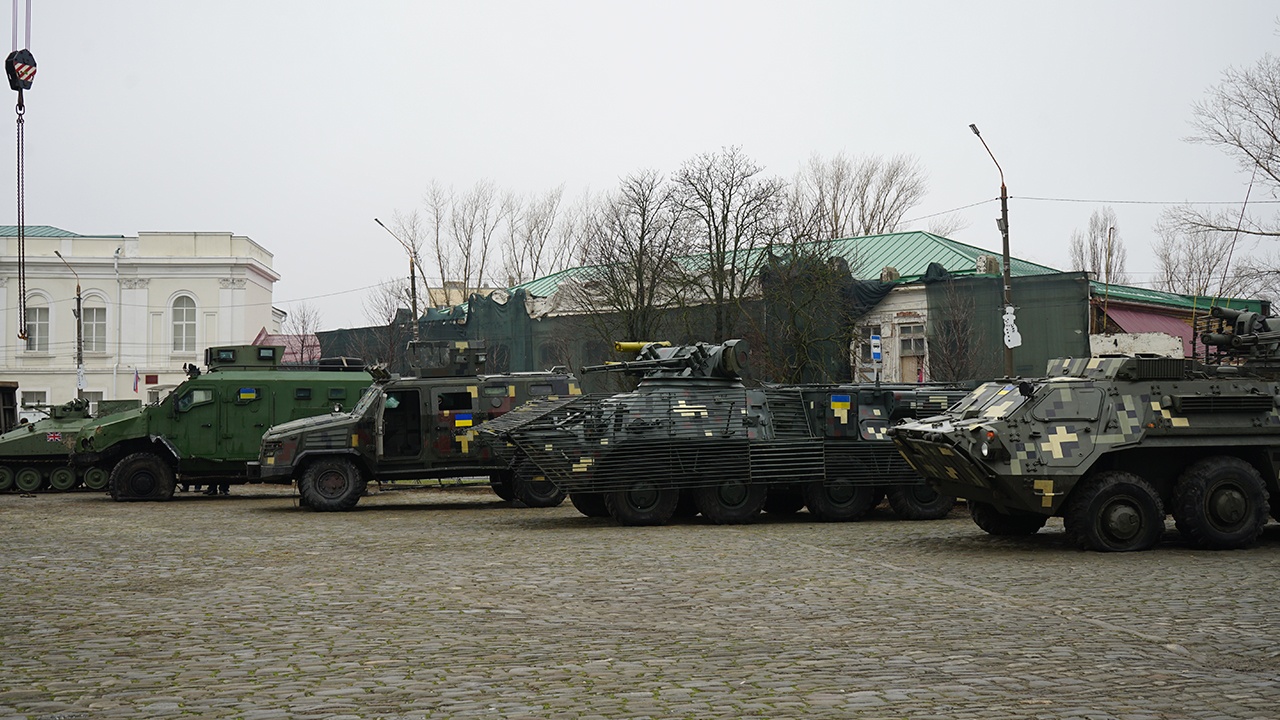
[1088, 280, 1266, 314]
[0, 225, 92, 238]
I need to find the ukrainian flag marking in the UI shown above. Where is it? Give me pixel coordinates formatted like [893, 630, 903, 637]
[454, 413, 474, 428]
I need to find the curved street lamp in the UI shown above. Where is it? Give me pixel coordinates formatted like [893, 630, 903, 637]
[53, 250, 84, 398]
[969, 123, 1016, 378]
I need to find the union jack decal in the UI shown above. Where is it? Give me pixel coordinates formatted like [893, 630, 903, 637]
[45, 432, 62, 442]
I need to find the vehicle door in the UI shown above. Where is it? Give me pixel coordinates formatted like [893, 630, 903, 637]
[173, 385, 218, 456]
[430, 387, 480, 463]
[379, 387, 423, 463]
[219, 384, 273, 461]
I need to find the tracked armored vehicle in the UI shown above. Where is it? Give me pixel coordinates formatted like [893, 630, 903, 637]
[254, 341, 580, 511]
[890, 305, 1280, 552]
[73, 345, 373, 501]
[0, 397, 140, 492]
[478, 340, 967, 526]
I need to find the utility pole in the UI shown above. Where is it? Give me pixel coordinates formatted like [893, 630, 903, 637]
[969, 124, 1018, 378]
[375, 218, 423, 342]
[54, 251, 84, 399]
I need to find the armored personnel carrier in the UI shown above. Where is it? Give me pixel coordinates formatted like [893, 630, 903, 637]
[73, 345, 373, 501]
[0, 397, 140, 492]
[254, 341, 580, 511]
[478, 340, 967, 526]
[890, 305, 1280, 552]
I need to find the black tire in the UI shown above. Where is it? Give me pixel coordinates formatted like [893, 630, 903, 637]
[569, 492, 610, 518]
[511, 461, 566, 508]
[968, 500, 1047, 536]
[1173, 456, 1269, 550]
[803, 480, 877, 522]
[886, 483, 956, 521]
[763, 486, 805, 515]
[604, 483, 679, 526]
[82, 466, 110, 491]
[1063, 471, 1164, 552]
[298, 458, 367, 512]
[0, 466, 13, 491]
[692, 480, 767, 525]
[14, 466, 42, 492]
[49, 466, 78, 492]
[108, 453, 175, 501]
[1271, 489, 1280, 524]
[489, 471, 515, 502]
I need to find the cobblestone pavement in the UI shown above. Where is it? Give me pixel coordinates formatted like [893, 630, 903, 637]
[1, 485, 1278, 720]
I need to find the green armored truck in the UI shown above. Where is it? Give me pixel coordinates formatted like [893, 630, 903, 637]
[73, 345, 373, 501]
[890, 305, 1280, 552]
[254, 342, 580, 511]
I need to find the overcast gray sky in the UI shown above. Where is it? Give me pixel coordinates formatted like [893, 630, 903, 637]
[9, 1, 1279, 329]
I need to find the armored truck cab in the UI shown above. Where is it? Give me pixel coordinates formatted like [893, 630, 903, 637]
[890, 306, 1280, 552]
[74, 345, 373, 501]
[255, 342, 580, 511]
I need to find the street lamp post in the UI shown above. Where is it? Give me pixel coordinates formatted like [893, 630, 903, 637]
[374, 218, 424, 342]
[969, 123, 1016, 378]
[53, 250, 84, 399]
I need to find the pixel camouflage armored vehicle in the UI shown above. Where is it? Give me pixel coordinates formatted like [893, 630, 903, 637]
[0, 397, 140, 492]
[73, 345, 373, 501]
[890, 305, 1280, 552]
[478, 340, 968, 526]
[254, 341, 580, 511]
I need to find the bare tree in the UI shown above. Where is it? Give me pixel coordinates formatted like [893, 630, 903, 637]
[1068, 207, 1129, 285]
[357, 277, 414, 368]
[925, 213, 971, 238]
[792, 152, 929, 238]
[564, 169, 687, 344]
[926, 279, 992, 382]
[672, 146, 787, 341]
[423, 180, 507, 304]
[1150, 216, 1251, 299]
[281, 301, 323, 364]
[500, 185, 568, 286]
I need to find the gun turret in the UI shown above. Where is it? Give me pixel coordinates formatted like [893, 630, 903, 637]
[582, 340, 750, 384]
[1200, 306, 1280, 375]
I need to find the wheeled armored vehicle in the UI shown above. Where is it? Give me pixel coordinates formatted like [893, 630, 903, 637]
[478, 340, 967, 526]
[73, 345, 373, 501]
[254, 341, 580, 511]
[890, 305, 1280, 552]
[0, 397, 140, 492]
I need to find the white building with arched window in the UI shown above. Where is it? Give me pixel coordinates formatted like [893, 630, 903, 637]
[0, 226, 280, 413]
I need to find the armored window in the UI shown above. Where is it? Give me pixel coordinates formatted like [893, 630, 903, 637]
[481, 385, 508, 398]
[172, 296, 197, 352]
[1030, 387, 1104, 422]
[83, 305, 107, 353]
[528, 384, 554, 396]
[176, 388, 214, 412]
[899, 324, 926, 356]
[328, 388, 347, 400]
[24, 304, 49, 352]
[258, 347, 276, 362]
[214, 348, 236, 363]
[295, 387, 312, 400]
[436, 391, 472, 412]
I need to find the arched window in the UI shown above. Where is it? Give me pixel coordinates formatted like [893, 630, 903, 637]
[83, 294, 107, 353]
[172, 296, 196, 353]
[24, 296, 49, 352]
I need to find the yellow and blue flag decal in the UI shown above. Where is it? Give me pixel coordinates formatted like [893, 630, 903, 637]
[454, 413, 474, 428]
[830, 394, 851, 409]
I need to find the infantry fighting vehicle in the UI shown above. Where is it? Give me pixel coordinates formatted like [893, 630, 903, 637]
[0, 397, 140, 492]
[478, 340, 967, 526]
[73, 345, 373, 501]
[890, 305, 1280, 552]
[254, 341, 580, 511]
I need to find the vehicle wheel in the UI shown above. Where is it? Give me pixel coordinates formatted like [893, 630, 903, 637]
[511, 461, 566, 508]
[1271, 490, 1280, 524]
[968, 500, 1047, 536]
[489, 471, 515, 502]
[49, 466, 78, 491]
[1063, 471, 1164, 552]
[673, 490, 700, 518]
[887, 483, 956, 521]
[693, 480, 766, 524]
[108, 453, 176, 501]
[82, 467, 109, 491]
[14, 466, 42, 492]
[1173, 456, 1269, 550]
[763, 486, 805, 515]
[803, 480, 877, 522]
[604, 482, 678, 526]
[0, 466, 14, 491]
[569, 491, 610, 518]
[298, 458, 367, 512]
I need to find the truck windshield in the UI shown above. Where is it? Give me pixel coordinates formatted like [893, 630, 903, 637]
[352, 386, 382, 416]
[951, 382, 1031, 420]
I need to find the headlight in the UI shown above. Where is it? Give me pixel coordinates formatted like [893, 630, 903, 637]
[979, 441, 992, 459]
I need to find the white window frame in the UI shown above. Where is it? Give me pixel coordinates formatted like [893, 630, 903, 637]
[171, 295, 197, 353]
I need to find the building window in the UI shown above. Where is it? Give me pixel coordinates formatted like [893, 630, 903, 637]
[25, 305, 49, 352]
[20, 390, 46, 408]
[83, 306, 107, 353]
[172, 296, 196, 353]
[900, 324, 926, 356]
[81, 391, 103, 415]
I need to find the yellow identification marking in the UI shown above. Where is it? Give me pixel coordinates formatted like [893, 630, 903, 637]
[467, 385, 478, 398]
[939, 447, 954, 456]
[1086, 358, 1102, 369]
[1040, 426, 1079, 459]
[1033, 479, 1058, 508]
[569, 383, 581, 396]
[572, 457, 595, 472]
[834, 407, 848, 424]
[508, 385, 516, 397]
[946, 467, 959, 479]
[351, 434, 359, 448]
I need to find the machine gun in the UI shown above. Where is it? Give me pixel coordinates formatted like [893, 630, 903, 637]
[1200, 306, 1280, 376]
[581, 340, 750, 385]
